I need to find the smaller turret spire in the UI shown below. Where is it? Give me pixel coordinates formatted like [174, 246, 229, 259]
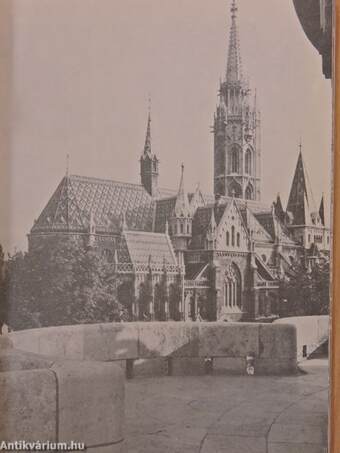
[144, 110, 152, 156]
[174, 164, 190, 217]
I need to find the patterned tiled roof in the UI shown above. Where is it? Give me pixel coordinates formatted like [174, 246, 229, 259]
[154, 196, 177, 233]
[31, 175, 155, 234]
[123, 231, 176, 265]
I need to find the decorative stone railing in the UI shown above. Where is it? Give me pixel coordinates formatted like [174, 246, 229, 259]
[8, 322, 298, 377]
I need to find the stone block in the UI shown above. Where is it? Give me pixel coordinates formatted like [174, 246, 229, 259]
[198, 323, 260, 358]
[317, 316, 330, 343]
[212, 357, 246, 375]
[0, 349, 54, 372]
[133, 358, 168, 377]
[255, 358, 298, 375]
[83, 323, 138, 361]
[169, 357, 206, 376]
[38, 325, 85, 360]
[52, 360, 124, 447]
[0, 368, 57, 441]
[0, 335, 13, 350]
[258, 324, 297, 359]
[9, 329, 40, 354]
[138, 322, 199, 358]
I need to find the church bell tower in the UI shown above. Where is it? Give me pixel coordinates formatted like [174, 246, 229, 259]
[213, 0, 261, 201]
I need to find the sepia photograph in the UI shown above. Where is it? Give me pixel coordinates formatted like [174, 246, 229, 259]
[0, 0, 333, 452]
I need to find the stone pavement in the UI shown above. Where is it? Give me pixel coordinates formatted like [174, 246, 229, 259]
[126, 359, 328, 453]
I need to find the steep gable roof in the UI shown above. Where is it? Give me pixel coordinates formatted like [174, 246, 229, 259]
[286, 152, 317, 226]
[239, 207, 273, 243]
[123, 231, 176, 266]
[31, 175, 155, 234]
[191, 201, 232, 249]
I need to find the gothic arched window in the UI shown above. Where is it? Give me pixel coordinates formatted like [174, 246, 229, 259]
[245, 149, 252, 175]
[236, 232, 240, 247]
[231, 148, 240, 173]
[226, 231, 230, 246]
[224, 264, 242, 308]
[245, 184, 254, 200]
[231, 226, 235, 246]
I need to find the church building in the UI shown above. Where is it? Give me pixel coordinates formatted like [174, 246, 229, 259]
[28, 1, 330, 322]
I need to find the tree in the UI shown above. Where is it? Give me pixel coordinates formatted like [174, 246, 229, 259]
[278, 260, 330, 317]
[6, 236, 121, 330]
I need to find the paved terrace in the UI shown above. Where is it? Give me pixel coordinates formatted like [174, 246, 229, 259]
[126, 359, 328, 453]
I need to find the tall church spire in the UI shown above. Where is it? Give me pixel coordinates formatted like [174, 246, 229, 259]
[140, 101, 159, 197]
[226, 0, 242, 84]
[213, 1, 261, 201]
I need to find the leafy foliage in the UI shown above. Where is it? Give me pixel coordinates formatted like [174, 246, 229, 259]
[278, 260, 330, 317]
[4, 236, 121, 330]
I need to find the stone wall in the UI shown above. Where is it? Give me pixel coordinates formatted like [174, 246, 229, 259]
[274, 315, 329, 361]
[0, 337, 125, 452]
[9, 321, 298, 376]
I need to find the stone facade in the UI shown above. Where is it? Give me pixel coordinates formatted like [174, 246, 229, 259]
[28, 0, 330, 322]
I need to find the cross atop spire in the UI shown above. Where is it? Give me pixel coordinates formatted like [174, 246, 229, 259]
[226, 0, 242, 83]
[231, 0, 237, 18]
[66, 154, 70, 177]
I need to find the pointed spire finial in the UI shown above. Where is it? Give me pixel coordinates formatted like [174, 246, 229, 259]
[226, 0, 242, 83]
[299, 136, 302, 154]
[66, 154, 70, 177]
[231, 0, 237, 18]
[143, 97, 152, 156]
[148, 93, 151, 116]
[173, 163, 190, 217]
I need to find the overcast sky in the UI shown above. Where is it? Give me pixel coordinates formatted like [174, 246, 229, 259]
[0, 0, 332, 252]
